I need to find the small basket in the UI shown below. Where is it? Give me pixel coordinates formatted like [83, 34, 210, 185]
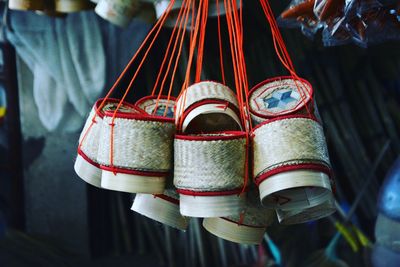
[9, 0, 46, 10]
[97, 102, 175, 194]
[252, 115, 334, 214]
[55, 0, 92, 12]
[203, 190, 275, 244]
[95, 0, 139, 27]
[74, 99, 136, 187]
[275, 193, 336, 224]
[174, 131, 247, 217]
[176, 81, 241, 133]
[248, 77, 314, 125]
[131, 189, 189, 231]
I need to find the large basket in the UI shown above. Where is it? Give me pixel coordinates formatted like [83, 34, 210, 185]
[176, 81, 241, 133]
[55, 0, 92, 12]
[132, 189, 189, 231]
[74, 99, 136, 187]
[203, 190, 275, 244]
[174, 132, 247, 217]
[95, 0, 139, 27]
[97, 104, 175, 194]
[248, 77, 314, 125]
[252, 115, 334, 214]
[8, 0, 45, 10]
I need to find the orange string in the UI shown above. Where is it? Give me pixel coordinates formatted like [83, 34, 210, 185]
[194, 0, 209, 82]
[177, 0, 204, 129]
[161, 0, 193, 117]
[151, 0, 188, 97]
[154, 0, 192, 116]
[216, 0, 226, 85]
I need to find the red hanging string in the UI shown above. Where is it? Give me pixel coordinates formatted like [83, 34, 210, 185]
[153, 0, 193, 116]
[161, 0, 194, 117]
[151, 0, 189, 97]
[216, 0, 226, 85]
[177, 0, 205, 130]
[194, 0, 209, 82]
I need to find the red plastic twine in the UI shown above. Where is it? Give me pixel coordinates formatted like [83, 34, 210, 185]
[224, 0, 250, 194]
[258, 0, 313, 116]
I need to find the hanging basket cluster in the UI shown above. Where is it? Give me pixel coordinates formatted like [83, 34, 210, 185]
[74, 0, 336, 245]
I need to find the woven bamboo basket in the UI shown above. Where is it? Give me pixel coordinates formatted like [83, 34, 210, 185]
[8, 0, 46, 10]
[132, 189, 189, 230]
[176, 81, 241, 133]
[74, 99, 136, 188]
[203, 190, 275, 244]
[253, 115, 334, 214]
[174, 131, 247, 217]
[97, 102, 175, 193]
[95, 0, 139, 27]
[248, 77, 314, 125]
[275, 191, 336, 224]
[54, 0, 92, 12]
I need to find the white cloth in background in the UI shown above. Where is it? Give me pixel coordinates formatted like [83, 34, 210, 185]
[6, 11, 150, 133]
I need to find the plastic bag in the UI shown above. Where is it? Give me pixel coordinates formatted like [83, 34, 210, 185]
[279, 0, 400, 47]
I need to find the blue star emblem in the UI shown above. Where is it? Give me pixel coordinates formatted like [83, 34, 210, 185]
[263, 90, 299, 109]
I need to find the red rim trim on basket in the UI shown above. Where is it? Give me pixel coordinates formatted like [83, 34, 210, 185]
[77, 149, 100, 168]
[254, 163, 332, 186]
[177, 187, 246, 196]
[248, 76, 313, 119]
[100, 165, 169, 177]
[175, 131, 246, 141]
[135, 95, 177, 106]
[95, 98, 137, 118]
[221, 217, 267, 229]
[251, 114, 319, 132]
[178, 99, 240, 123]
[104, 110, 175, 123]
[153, 194, 180, 205]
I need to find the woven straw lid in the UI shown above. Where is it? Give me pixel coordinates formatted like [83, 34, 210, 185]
[55, 0, 92, 12]
[135, 95, 176, 119]
[275, 192, 336, 224]
[95, 0, 139, 27]
[203, 189, 275, 244]
[9, 0, 46, 10]
[176, 81, 241, 132]
[131, 190, 189, 231]
[248, 77, 313, 124]
[98, 103, 175, 194]
[174, 132, 247, 217]
[252, 115, 333, 210]
[75, 99, 136, 188]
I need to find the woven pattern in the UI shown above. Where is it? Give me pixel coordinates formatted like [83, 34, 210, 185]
[225, 190, 274, 227]
[97, 116, 175, 172]
[78, 107, 102, 162]
[249, 78, 312, 117]
[253, 117, 331, 177]
[174, 134, 246, 191]
[176, 81, 239, 120]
